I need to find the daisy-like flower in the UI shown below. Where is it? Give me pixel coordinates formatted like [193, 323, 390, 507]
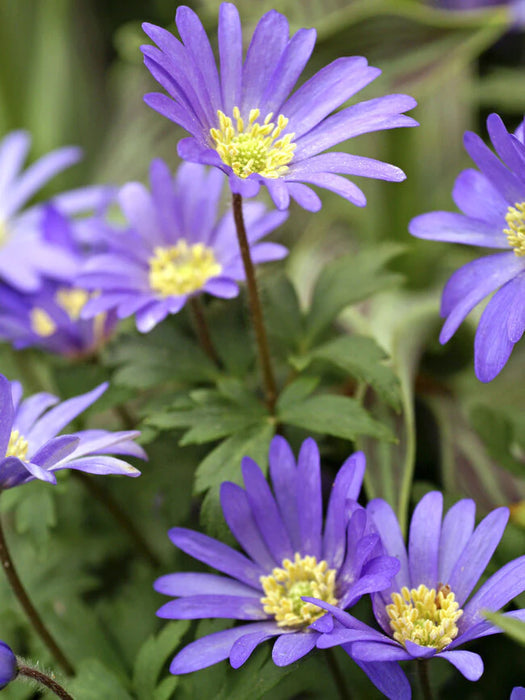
[80, 159, 288, 333]
[0, 131, 113, 292]
[410, 113, 525, 382]
[311, 492, 525, 699]
[155, 435, 401, 674]
[0, 207, 117, 357]
[0, 374, 145, 489]
[141, 3, 418, 212]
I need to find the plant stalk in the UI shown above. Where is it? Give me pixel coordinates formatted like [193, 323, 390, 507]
[417, 660, 435, 700]
[17, 663, 73, 699]
[189, 297, 221, 367]
[231, 192, 277, 413]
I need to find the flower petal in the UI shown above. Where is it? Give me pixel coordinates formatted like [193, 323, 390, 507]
[157, 595, 267, 620]
[438, 650, 484, 681]
[218, 3, 242, 114]
[271, 631, 318, 666]
[408, 491, 442, 589]
[409, 212, 507, 248]
[229, 625, 282, 668]
[297, 438, 322, 559]
[353, 658, 411, 700]
[154, 572, 259, 597]
[0, 375, 14, 457]
[452, 168, 508, 225]
[268, 435, 301, 551]
[438, 498, 476, 585]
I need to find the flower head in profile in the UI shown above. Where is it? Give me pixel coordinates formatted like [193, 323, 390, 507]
[0, 131, 112, 292]
[0, 641, 16, 689]
[80, 159, 288, 333]
[155, 436, 400, 673]
[312, 492, 525, 699]
[0, 207, 117, 357]
[0, 374, 145, 489]
[141, 3, 418, 212]
[410, 114, 525, 381]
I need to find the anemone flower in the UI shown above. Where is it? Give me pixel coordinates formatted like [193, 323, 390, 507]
[410, 114, 525, 381]
[310, 492, 525, 700]
[80, 159, 288, 333]
[155, 436, 401, 676]
[141, 3, 418, 212]
[0, 131, 112, 292]
[0, 374, 145, 488]
[0, 207, 117, 357]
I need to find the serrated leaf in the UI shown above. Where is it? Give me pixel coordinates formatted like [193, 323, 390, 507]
[278, 394, 394, 442]
[195, 423, 275, 494]
[303, 335, 401, 409]
[483, 611, 525, 646]
[68, 659, 133, 700]
[132, 622, 190, 700]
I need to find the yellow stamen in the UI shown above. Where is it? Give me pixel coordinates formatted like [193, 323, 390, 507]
[55, 287, 90, 321]
[210, 106, 296, 179]
[504, 202, 525, 256]
[386, 584, 463, 651]
[6, 429, 29, 461]
[30, 308, 57, 337]
[148, 240, 222, 297]
[260, 553, 338, 628]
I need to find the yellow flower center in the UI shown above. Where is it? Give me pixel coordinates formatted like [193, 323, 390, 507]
[387, 584, 463, 651]
[504, 202, 525, 256]
[30, 308, 57, 337]
[55, 287, 90, 321]
[210, 107, 296, 179]
[260, 553, 338, 628]
[148, 241, 222, 297]
[6, 429, 29, 461]
[0, 219, 7, 248]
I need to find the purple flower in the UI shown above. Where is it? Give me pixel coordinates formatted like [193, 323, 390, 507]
[141, 3, 418, 212]
[80, 159, 288, 333]
[311, 492, 525, 699]
[0, 641, 16, 689]
[0, 207, 117, 357]
[511, 688, 525, 700]
[0, 374, 145, 489]
[155, 436, 400, 673]
[409, 114, 525, 382]
[0, 131, 112, 292]
[433, 0, 525, 26]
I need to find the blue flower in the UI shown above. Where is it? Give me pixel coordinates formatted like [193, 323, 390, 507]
[0, 374, 145, 488]
[80, 160, 288, 333]
[311, 492, 525, 699]
[0, 641, 16, 689]
[155, 436, 399, 673]
[0, 131, 112, 292]
[141, 3, 417, 212]
[410, 114, 525, 381]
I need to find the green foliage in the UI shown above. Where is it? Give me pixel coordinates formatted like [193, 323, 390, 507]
[470, 405, 525, 478]
[483, 612, 525, 647]
[67, 659, 133, 700]
[132, 622, 190, 699]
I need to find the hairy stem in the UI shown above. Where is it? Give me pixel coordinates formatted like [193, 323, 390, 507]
[0, 511, 74, 676]
[17, 663, 73, 699]
[72, 472, 160, 569]
[189, 297, 221, 367]
[231, 193, 277, 413]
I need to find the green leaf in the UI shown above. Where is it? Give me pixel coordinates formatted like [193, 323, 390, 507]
[132, 622, 190, 700]
[302, 335, 401, 409]
[305, 244, 404, 345]
[483, 611, 525, 646]
[260, 272, 304, 356]
[68, 659, 133, 700]
[195, 423, 275, 494]
[470, 405, 525, 478]
[278, 394, 394, 442]
[15, 487, 57, 547]
[275, 376, 320, 411]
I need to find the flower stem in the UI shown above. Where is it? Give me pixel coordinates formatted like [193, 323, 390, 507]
[417, 660, 435, 700]
[0, 511, 74, 676]
[326, 648, 352, 700]
[189, 297, 222, 367]
[71, 471, 160, 569]
[231, 193, 277, 413]
[17, 663, 73, 699]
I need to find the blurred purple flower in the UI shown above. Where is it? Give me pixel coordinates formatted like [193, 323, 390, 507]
[434, 0, 525, 26]
[0, 641, 16, 689]
[0, 374, 145, 489]
[80, 160, 288, 333]
[0, 131, 112, 292]
[155, 436, 400, 674]
[511, 688, 525, 699]
[410, 113, 525, 381]
[0, 207, 117, 357]
[311, 492, 525, 699]
[141, 3, 418, 212]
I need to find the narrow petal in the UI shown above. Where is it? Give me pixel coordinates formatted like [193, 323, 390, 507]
[353, 658, 411, 700]
[452, 168, 508, 224]
[451, 609, 525, 647]
[408, 491, 443, 588]
[289, 172, 366, 207]
[289, 152, 406, 182]
[157, 595, 267, 621]
[268, 435, 301, 551]
[229, 624, 282, 668]
[264, 178, 290, 210]
[367, 498, 409, 594]
[29, 435, 79, 467]
[486, 113, 525, 175]
[438, 650, 484, 681]
[0, 131, 30, 202]
[297, 438, 322, 559]
[168, 527, 265, 589]
[218, 3, 242, 114]
[271, 631, 318, 666]
[287, 182, 322, 212]
[0, 375, 14, 457]
[52, 456, 140, 477]
[220, 481, 277, 570]
[143, 92, 200, 135]
[135, 301, 170, 333]
[350, 641, 411, 662]
[154, 572, 260, 598]
[409, 212, 507, 248]
[438, 499, 476, 584]
[13, 392, 58, 435]
[448, 507, 509, 606]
